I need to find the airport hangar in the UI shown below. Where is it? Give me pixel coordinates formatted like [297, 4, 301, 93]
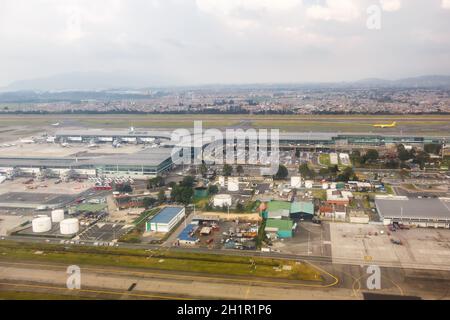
[375, 196, 450, 229]
[0, 148, 176, 179]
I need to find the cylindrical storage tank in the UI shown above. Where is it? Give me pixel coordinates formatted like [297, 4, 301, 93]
[290, 176, 302, 188]
[51, 209, 65, 223]
[322, 183, 329, 190]
[330, 183, 337, 190]
[227, 177, 239, 191]
[32, 216, 52, 233]
[60, 218, 79, 235]
[213, 194, 232, 207]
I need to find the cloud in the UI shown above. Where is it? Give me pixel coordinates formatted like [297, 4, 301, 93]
[380, 0, 402, 12]
[0, 0, 449, 87]
[196, 0, 302, 14]
[442, 0, 450, 9]
[306, 0, 361, 22]
[195, 0, 303, 30]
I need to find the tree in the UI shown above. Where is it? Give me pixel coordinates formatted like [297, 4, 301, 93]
[236, 165, 244, 176]
[424, 144, 442, 155]
[199, 163, 208, 177]
[397, 144, 411, 162]
[413, 151, 430, 169]
[180, 176, 195, 188]
[208, 184, 219, 195]
[223, 164, 233, 177]
[236, 203, 244, 213]
[168, 181, 177, 189]
[147, 176, 165, 189]
[157, 189, 167, 203]
[319, 167, 330, 178]
[298, 163, 315, 179]
[116, 183, 132, 193]
[336, 167, 357, 182]
[350, 150, 361, 165]
[142, 197, 156, 209]
[180, 187, 194, 205]
[362, 149, 379, 163]
[274, 164, 288, 180]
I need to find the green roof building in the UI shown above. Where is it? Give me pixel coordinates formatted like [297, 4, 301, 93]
[265, 219, 294, 238]
[267, 200, 314, 220]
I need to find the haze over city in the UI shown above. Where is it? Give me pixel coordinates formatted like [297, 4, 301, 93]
[1, 0, 450, 90]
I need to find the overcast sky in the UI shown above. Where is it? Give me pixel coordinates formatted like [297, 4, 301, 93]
[1, 0, 450, 87]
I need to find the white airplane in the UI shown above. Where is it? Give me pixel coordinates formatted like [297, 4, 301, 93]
[61, 142, 69, 148]
[51, 122, 60, 127]
[20, 139, 35, 144]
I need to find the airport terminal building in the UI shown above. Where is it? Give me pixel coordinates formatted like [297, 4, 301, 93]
[0, 147, 175, 179]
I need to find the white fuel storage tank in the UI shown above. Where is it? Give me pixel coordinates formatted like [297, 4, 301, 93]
[32, 216, 52, 233]
[60, 218, 79, 235]
[51, 209, 65, 223]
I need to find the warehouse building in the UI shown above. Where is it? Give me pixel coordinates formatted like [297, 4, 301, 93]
[265, 219, 294, 238]
[145, 206, 186, 233]
[266, 200, 314, 220]
[375, 196, 450, 228]
[177, 224, 199, 245]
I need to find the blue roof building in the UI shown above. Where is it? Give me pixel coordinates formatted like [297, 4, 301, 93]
[145, 206, 185, 233]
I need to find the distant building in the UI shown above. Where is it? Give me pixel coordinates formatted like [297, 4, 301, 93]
[326, 189, 353, 206]
[146, 206, 185, 233]
[333, 205, 347, 221]
[349, 210, 370, 224]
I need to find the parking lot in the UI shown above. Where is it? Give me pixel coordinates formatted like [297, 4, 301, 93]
[78, 222, 133, 242]
[330, 222, 450, 270]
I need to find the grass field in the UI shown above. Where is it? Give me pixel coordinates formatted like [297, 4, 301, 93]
[0, 241, 323, 282]
[319, 154, 331, 167]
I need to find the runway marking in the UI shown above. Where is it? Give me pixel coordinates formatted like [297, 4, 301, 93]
[340, 270, 361, 298]
[303, 260, 339, 288]
[381, 274, 404, 296]
[244, 285, 252, 300]
[0, 260, 340, 289]
[0, 282, 192, 300]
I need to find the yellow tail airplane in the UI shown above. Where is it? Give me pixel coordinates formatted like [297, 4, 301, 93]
[373, 121, 397, 128]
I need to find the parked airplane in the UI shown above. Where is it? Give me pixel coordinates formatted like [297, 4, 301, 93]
[51, 122, 60, 127]
[373, 121, 397, 128]
[19, 138, 35, 144]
